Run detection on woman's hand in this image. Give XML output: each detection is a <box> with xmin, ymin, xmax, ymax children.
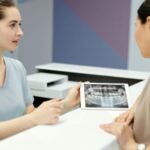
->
<box><xmin>100</xmin><ymin>122</ymin><xmax>137</xmax><ymax>150</ymax></box>
<box><xmin>61</xmin><ymin>82</ymin><xmax>81</xmax><ymax>113</ymax></box>
<box><xmin>30</xmin><ymin>99</ymin><xmax>63</xmax><ymax>125</ymax></box>
<box><xmin>114</xmin><ymin>109</ymin><xmax>135</xmax><ymax>125</ymax></box>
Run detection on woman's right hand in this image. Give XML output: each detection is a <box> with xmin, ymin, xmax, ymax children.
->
<box><xmin>100</xmin><ymin>122</ymin><xmax>137</xmax><ymax>150</ymax></box>
<box><xmin>30</xmin><ymin>99</ymin><xmax>63</xmax><ymax>125</ymax></box>
<box><xmin>114</xmin><ymin>109</ymin><xmax>135</xmax><ymax>125</ymax></box>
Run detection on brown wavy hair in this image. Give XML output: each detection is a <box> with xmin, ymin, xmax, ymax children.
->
<box><xmin>0</xmin><ymin>0</ymin><xmax>16</xmax><ymax>20</ymax></box>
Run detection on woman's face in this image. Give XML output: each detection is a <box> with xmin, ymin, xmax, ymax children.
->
<box><xmin>135</xmin><ymin>17</ymin><xmax>150</xmax><ymax>58</ymax></box>
<box><xmin>0</xmin><ymin>7</ymin><xmax>23</xmax><ymax>52</ymax></box>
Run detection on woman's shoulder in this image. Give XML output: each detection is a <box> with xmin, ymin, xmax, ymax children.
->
<box><xmin>4</xmin><ymin>57</ymin><xmax>25</xmax><ymax>72</ymax></box>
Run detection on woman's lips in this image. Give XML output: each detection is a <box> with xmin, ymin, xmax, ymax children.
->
<box><xmin>12</xmin><ymin>40</ymin><xmax>20</xmax><ymax>45</ymax></box>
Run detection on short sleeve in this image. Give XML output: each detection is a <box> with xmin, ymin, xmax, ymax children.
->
<box><xmin>19</xmin><ymin>62</ymin><xmax>34</xmax><ymax>106</ymax></box>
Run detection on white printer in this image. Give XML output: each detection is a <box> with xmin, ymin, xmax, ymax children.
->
<box><xmin>27</xmin><ymin>72</ymin><xmax>76</xmax><ymax>99</ymax></box>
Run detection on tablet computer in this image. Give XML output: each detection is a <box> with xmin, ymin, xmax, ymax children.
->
<box><xmin>80</xmin><ymin>82</ymin><xmax>131</xmax><ymax>110</ymax></box>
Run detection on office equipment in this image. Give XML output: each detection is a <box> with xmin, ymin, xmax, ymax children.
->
<box><xmin>31</xmin><ymin>81</ymin><xmax>77</xmax><ymax>99</ymax></box>
<box><xmin>27</xmin><ymin>73</ymin><xmax>68</xmax><ymax>90</ymax></box>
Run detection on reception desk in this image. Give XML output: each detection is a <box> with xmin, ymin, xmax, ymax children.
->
<box><xmin>0</xmin><ymin>63</ymin><xmax>149</xmax><ymax>150</ymax></box>
<box><xmin>32</xmin><ymin>63</ymin><xmax>150</xmax><ymax>106</ymax></box>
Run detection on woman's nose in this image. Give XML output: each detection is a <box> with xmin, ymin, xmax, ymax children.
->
<box><xmin>17</xmin><ymin>27</ymin><xmax>24</xmax><ymax>37</ymax></box>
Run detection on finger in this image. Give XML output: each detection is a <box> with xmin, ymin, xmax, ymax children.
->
<box><xmin>100</xmin><ymin>122</ymin><xmax>126</xmax><ymax>136</ymax></box>
<box><xmin>76</xmin><ymin>82</ymin><xmax>82</xmax><ymax>88</ymax></box>
<box><xmin>129</xmin><ymin>122</ymin><xmax>134</xmax><ymax>129</ymax></box>
<box><xmin>114</xmin><ymin>116</ymin><xmax>120</xmax><ymax>122</ymax></box>
<box><xmin>119</xmin><ymin>113</ymin><xmax>129</xmax><ymax>123</ymax></box>
<box><xmin>126</xmin><ymin>114</ymin><xmax>134</xmax><ymax>125</ymax></box>
<box><xmin>115</xmin><ymin>117</ymin><xmax>123</xmax><ymax>122</ymax></box>
<box><xmin>115</xmin><ymin>115</ymin><xmax>125</xmax><ymax>123</ymax></box>
<box><xmin>73</xmin><ymin>82</ymin><xmax>82</xmax><ymax>91</ymax></box>
<box><xmin>76</xmin><ymin>82</ymin><xmax>82</xmax><ymax>95</ymax></box>
<box><xmin>100</xmin><ymin>124</ymin><xmax>115</xmax><ymax>135</ymax></box>
<box><xmin>119</xmin><ymin>117</ymin><xmax>126</xmax><ymax>123</ymax></box>
<box><xmin>49</xmin><ymin>102</ymin><xmax>64</xmax><ymax>109</ymax></box>
<box><xmin>114</xmin><ymin>112</ymin><xmax>125</xmax><ymax>122</ymax></box>
<box><xmin>69</xmin><ymin>82</ymin><xmax>81</xmax><ymax>95</ymax></box>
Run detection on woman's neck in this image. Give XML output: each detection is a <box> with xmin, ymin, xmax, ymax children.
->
<box><xmin>0</xmin><ymin>56</ymin><xmax>4</xmax><ymax>66</ymax></box>
<box><xmin>0</xmin><ymin>49</ymin><xmax>4</xmax><ymax>64</ymax></box>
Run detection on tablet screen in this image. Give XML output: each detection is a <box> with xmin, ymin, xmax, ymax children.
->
<box><xmin>80</xmin><ymin>83</ymin><xmax>131</xmax><ymax>110</ymax></box>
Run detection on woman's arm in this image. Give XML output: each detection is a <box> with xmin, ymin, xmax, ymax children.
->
<box><xmin>25</xmin><ymin>104</ymin><xmax>35</xmax><ymax>114</ymax></box>
<box><xmin>0</xmin><ymin>113</ymin><xmax>36</xmax><ymax>140</ymax></box>
<box><xmin>0</xmin><ymin>82</ymin><xmax>80</xmax><ymax>139</ymax></box>
<box><xmin>0</xmin><ymin>100</ymin><xmax>63</xmax><ymax>140</ymax></box>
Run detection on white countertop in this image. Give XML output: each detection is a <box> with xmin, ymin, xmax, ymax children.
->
<box><xmin>0</xmin><ymin>109</ymin><xmax>121</xmax><ymax>150</ymax></box>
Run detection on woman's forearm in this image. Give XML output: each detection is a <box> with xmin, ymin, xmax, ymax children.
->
<box><xmin>60</xmin><ymin>100</ymin><xmax>72</xmax><ymax>114</ymax></box>
<box><xmin>0</xmin><ymin>113</ymin><xmax>36</xmax><ymax>140</ymax></box>
<box><xmin>0</xmin><ymin>100</ymin><xmax>65</xmax><ymax>140</ymax></box>
<box><xmin>60</xmin><ymin>99</ymin><xmax>79</xmax><ymax>115</ymax></box>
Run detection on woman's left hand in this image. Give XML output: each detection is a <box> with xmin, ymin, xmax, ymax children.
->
<box><xmin>100</xmin><ymin>122</ymin><xmax>137</xmax><ymax>150</ymax></box>
<box><xmin>61</xmin><ymin>82</ymin><xmax>81</xmax><ymax>113</ymax></box>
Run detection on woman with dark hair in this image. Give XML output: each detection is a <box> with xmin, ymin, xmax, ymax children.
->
<box><xmin>0</xmin><ymin>0</ymin><xmax>80</xmax><ymax>140</ymax></box>
<box><xmin>100</xmin><ymin>0</ymin><xmax>150</xmax><ymax>149</ymax></box>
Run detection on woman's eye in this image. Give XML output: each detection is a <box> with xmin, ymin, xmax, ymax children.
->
<box><xmin>10</xmin><ymin>23</ymin><xmax>16</xmax><ymax>28</ymax></box>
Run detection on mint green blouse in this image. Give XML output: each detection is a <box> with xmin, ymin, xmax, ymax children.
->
<box><xmin>0</xmin><ymin>57</ymin><xmax>34</xmax><ymax>121</ymax></box>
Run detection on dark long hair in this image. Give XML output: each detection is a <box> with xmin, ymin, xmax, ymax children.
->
<box><xmin>138</xmin><ymin>0</ymin><xmax>150</xmax><ymax>24</ymax></box>
<box><xmin>0</xmin><ymin>0</ymin><xmax>16</xmax><ymax>20</ymax></box>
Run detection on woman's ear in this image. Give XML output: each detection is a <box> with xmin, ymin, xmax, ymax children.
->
<box><xmin>147</xmin><ymin>16</ymin><xmax>150</xmax><ymax>29</ymax></box>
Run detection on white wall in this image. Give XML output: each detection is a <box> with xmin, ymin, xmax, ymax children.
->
<box><xmin>128</xmin><ymin>0</ymin><xmax>150</xmax><ymax>72</ymax></box>
<box><xmin>17</xmin><ymin>0</ymin><xmax>53</xmax><ymax>74</ymax></box>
